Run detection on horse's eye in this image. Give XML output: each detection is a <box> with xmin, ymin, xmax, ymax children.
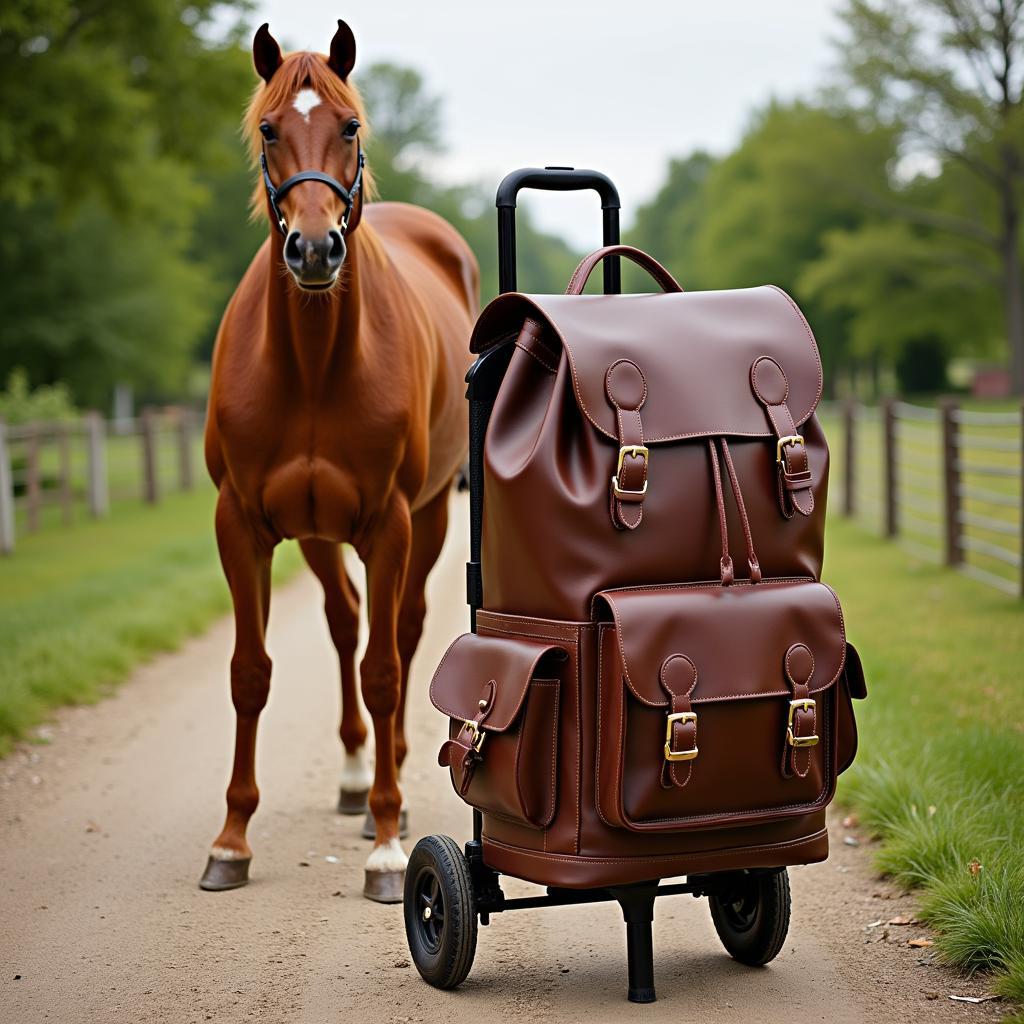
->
<box><xmin>259</xmin><ymin>122</ymin><xmax>276</xmax><ymax>142</ymax></box>
<box><xmin>341</xmin><ymin>119</ymin><xmax>360</xmax><ymax>140</ymax></box>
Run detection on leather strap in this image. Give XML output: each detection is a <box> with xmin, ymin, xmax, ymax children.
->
<box><xmin>566</xmin><ymin>245</ymin><xmax>683</xmax><ymax>296</ymax></box>
<box><xmin>660</xmin><ymin>655</ymin><xmax>698</xmax><ymax>788</ymax></box>
<box><xmin>437</xmin><ymin>679</ymin><xmax>495</xmax><ymax>796</ymax></box>
<box><xmin>750</xmin><ymin>356</ymin><xmax>814</xmax><ymax>518</ymax></box>
<box><xmin>605</xmin><ymin>360</ymin><xmax>648</xmax><ymax>530</ymax></box>
<box><xmin>781</xmin><ymin>644</ymin><xmax>816</xmax><ymax>779</ymax></box>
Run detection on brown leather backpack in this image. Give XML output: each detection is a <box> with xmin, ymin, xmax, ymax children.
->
<box><xmin>430</xmin><ymin>244</ymin><xmax>866</xmax><ymax>889</ymax></box>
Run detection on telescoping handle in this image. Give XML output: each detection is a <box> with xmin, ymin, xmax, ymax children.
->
<box><xmin>496</xmin><ymin>166</ymin><xmax>621</xmax><ymax>295</ymax></box>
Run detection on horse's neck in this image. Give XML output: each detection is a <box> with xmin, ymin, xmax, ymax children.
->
<box><xmin>265</xmin><ymin>238</ymin><xmax>365</xmax><ymax>394</ymax></box>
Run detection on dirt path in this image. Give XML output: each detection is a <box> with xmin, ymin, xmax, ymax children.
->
<box><xmin>1</xmin><ymin>496</ymin><xmax>1002</xmax><ymax>1024</ymax></box>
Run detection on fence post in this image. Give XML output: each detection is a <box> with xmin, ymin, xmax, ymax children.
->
<box><xmin>177</xmin><ymin>407</ymin><xmax>194</xmax><ymax>491</ymax></box>
<box><xmin>881</xmin><ymin>398</ymin><xmax>898</xmax><ymax>538</ymax></box>
<box><xmin>58</xmin><ymin>423</ymin><xmax>73</xmax><ymax>525</ymax></box>
<box><xmin>140</xmin><ymin>408</ymin><xmax>159</xmax><ymax>504</ymax></box>
<box><xmin>842</xmin><ymin>398</ymin><xmax>856</xmax><ymax>517</ymax></box>
<box><xmin>26</xmin><ymin>425</ymin><xmax>41</xmax><ymax>532</ymax></box>
<box><xmin>86</xmin><ymin>412</ymin><xmax>109</xmax><ymax>518</ymax></box>
<box><xmin>940</xmin><ymin>399</ymin><xmax>962</xmax><ymax>567</ymax></box>
<box><xmin>1020</xmin><ymin>400</ymin><xmax>1024</xmax><ymax>600</ymax></box>
<box><xmin>0</xmin><ymin>420</ymin><xmax>14</xmax><ymax>554</ymax></box>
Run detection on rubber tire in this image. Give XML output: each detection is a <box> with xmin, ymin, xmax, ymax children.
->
<box><xmin>709</xmin><ymin>868</ymin><xmax>791</xmax><ymax>966</ymax></box>
<box><xmin>404</xmin><ymin>835</ymin><xmax>477</xmax><ymax>989</ymax></box>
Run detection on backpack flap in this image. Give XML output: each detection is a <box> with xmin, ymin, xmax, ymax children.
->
<box><xmin>470</xmin><ymin>284</ymin><xmax>823</xmax><ymax>529</ymax></box>
<box><xmin>430</xmin><ymin>633</ymin><xmax>566</xmax><ymax>827</ymax></box>
<box><xmin>594</xmin><ymin>580</ymin><xmax>848</xmax><ymax>833</ymax></box>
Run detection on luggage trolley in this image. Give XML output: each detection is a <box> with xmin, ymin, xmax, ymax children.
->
<box><xmin>402</xmin><ymin>168</ymin><xmax>793</xmax><ymax>1003</ymax></box>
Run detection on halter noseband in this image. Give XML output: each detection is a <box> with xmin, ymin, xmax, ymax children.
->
<box><xmin>260</xmin><ymin>144</ymin><xmax>365</xmax><ymax>237</ymax></box>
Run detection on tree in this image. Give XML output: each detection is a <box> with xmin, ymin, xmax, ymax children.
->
<box><xmin>0</xmin><ymin>0</ymin><xmax>256</xmax><ymax>404</ymax></box>
<box><xmin>833</xmin><ymin>0</ymin><xmax>1024</xmax><ymax>392</ymax></box>
<box><xmin>691</xmin><ymin>102</ymin><xmax>896</xmax><ymax>391</ymax></box>
<box><xmin>628</xmin><ymin>152</ymin><xmax>716</xmax><ymax>291</ymax></box>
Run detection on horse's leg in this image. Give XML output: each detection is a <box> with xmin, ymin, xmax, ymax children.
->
<box><xmin>200</xmin><ymin>486</ymin><xmax>274</xmax><ymax>892</ymax></box>
<box><xmin>361</xmin><ymin>486</ymin><xmax>450</xmax><ymax>841</ymax></box>
<box><xmin>356</xmin><ymin>493</ymin><xmax>412</xmax><ymax>903</ymax></box>
<box><xmin>298</xmin><ymin>538</ymin><xmax>370</xmax><ymax>815</ymax></box>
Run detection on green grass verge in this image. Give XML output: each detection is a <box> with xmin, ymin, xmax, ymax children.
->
<box><xmin>824</xmin><ymin>515</ymin><xmax>1024</xmax><ymax>1002</ymax></box>
<box><xmin>0</xmin><ymin>484</ymin><xmax>301</xmax><ymax>756</ymax></box>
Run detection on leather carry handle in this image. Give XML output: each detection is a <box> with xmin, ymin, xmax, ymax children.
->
<box><xmin>566</xmin><ymin>245</ymin><xmax>683</xmax><ymax>296</ymax></box>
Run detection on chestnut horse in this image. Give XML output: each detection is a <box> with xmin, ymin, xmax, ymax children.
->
<box><xmin>200</xmin><ymin>21</ymin><xmax>477</xmax><ymax>902</ymax></box>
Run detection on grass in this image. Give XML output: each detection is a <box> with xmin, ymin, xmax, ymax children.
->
<box><xmin>824</xmin><ymin>515</ymin><xmax>1024</xmax><ymax>1003</ymax></box>
<box><xmin>0</xmin><ymin>483</ymin><xmax>301</xmax><ymax>756</ymax></box>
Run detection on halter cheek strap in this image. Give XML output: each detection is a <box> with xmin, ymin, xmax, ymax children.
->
<box><xmin>260</xmin><ymin>144</ymin><xmax>365</xmax><ymax>237</ymax></box>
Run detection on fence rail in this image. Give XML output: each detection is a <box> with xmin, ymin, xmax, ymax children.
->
<box><xmin>824</xmin><ymin>399</ymin><xmax>1024</xmax><ymax>598</ymax></box>
<box><xmin>0</xmin><ymin>407</ymin><xmax>201</xmax><ymax>554</ymax></box>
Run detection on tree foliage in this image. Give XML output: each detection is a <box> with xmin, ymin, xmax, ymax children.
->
<box><xmin>0</xmin><ymin>0</ymin><xmax>256</xmax><ymax>406</ymax></box>
<box><xmin>829</xmin><ymin>0</ymin><xmax>1024</xmax><ymax>392</ymax></box>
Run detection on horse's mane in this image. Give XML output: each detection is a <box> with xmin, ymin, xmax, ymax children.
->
<box><xmin>243</xmin><ymin>51</ymin><xmax>384</xmax><ymax>264</ymax></box>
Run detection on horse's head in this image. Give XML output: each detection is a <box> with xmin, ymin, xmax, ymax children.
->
<box><xmin>247</xmin><ymin>21</ymin><xmax>372</xmax><ymax>291</ymax></box>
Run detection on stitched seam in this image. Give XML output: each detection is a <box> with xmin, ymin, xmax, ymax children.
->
<box><xmin>515</xmin><ymin>340</ymin><xmax>558</xmax><ymax>374</ymax></box>
<box><xmin>430</xmin><ymin>639</ymin><xmax>563</xmax><ymax>728</ymax></box>
<box><xmin>595</xmin><ymin>624</ymin><xmax>616</xmax><ymax>829</ymax></box>
<box><xmin>605</xmin><ymin>359</ymin><xmax>649</xmax><ymax>411</ymax></box>
<box><xmin>574</xmin><ymin>626</ymin><xmax>585</xmax><ymax>853</ymax></box>
<box><xmin>483</xmin><ymin>828</ymin><xmax>829</xmax><ymax>867</ymax></box>
<box><xmin>751</xmin><ymin>356</ymin><xmax>790</xmax><ymax>405</ymax></box>
<box><xmin>477</xmin><ymin>615</ymin><xmax>584</xmax><ymax>642</ymax></box>
<box><xmin>767</xmin><ymin>285</ymin><xmax>823</xmax><ymax>414</ymax></box>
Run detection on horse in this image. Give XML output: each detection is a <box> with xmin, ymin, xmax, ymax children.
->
<box><xmin>199</xmin><ymin>20</ymin><xmax>478</xmax><ymax>902</ymax></box>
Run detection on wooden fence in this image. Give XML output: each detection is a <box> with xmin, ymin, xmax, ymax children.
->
<box><xmin>0</xmin><ymin>407</ymin><xmax>201</xmax><ymax>554</ymax></box>
<box><xmin>823</xmin><ymin>400</ymin><xmax>1024</xmax><ymax>598</ymax></box>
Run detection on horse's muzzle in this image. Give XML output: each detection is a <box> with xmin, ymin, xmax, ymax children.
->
<box><xmin>284</xmin><ymin>229</ymin><xmax>346</xmax><ymax>289</ymax></box>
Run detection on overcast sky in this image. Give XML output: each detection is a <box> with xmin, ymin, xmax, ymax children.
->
<box><xmin>247</xmin><ymin>0</ymin><xmax>846</xmax><ymax>247</ymax></box>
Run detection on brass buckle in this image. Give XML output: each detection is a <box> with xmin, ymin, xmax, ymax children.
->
<box><xmin>460</xmin><ymin>719</ymin><xmax>486</xmax><ymax>753</ymax></box>
<box><xmin>786</xmin><ymin>699</ymin><xmax>818</xmax><ymax>748</ymax></box>
<box><xmin>612</xmin><ymin>444</ymin><xmax>649</xmax><ymax>500</ymax></box>
<box><xmin>664</xmin><ymin>711</ymin><xmax>698</xmax><ymax>762</ymax></box>
<box><xmin>776</xmin><ymin>435</ymin><xmax>804</xmax><ymax>465</ymax></box>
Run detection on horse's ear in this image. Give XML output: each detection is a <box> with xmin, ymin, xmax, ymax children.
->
<box><xmin>253</xmin><ymin>23</ymin><xmax>283</xmax><ymax>84</ymax></box>
<box><xmin>328</xmin><ymin>19</ymin><xmax>356</xmax><ymax>81</ymax></box>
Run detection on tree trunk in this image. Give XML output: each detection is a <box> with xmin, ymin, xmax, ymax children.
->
<box><xmin>1001</xmin><ymin>180</ymin><xmax>1024</xmax><ymax>396</ymax></box>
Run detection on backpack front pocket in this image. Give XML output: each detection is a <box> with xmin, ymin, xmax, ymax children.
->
<box><xmin>430</xmin><ymin>632</ymin><xmax>566</xmax><ymax>828</ymax></box>
<box><xmin>595</xmin><ymin>580</ymin><xmax>847</xmax><ymax>833</ymax></box>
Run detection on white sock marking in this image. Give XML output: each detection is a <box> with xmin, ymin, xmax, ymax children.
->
<box><xmin>293</xmin><ymin>88</ymin><xmax>321</xmax><ymax>124</ymax></box>
<box><xmin>340</xmin><ymin>749</ymin><xmax>373</xmax><ymax>792</ymax></box>
<box><xmin>210</xmin><ymin>845</ymin><xmax>247</xmax><ymax>862</ymax></box>
<box><xmin>365</xmin><ymin>837</ymin><xmax>407</xmax><ymax>873</ymax></box>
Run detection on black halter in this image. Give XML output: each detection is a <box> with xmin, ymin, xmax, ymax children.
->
<box><xmin>260</xmin><ymin>144</ymin><xmax>365</xmax><ymax>237</ymax></box>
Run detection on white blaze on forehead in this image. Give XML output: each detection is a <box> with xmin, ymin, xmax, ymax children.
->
<box><xmin>292</xmin><ymin>88</ymin><xmax>322</xmax><ymax>124</ymax></box>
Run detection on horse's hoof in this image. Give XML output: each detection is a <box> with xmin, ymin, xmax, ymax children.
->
<box><xmin>363</xmin><ymin>868</ymin><xmax>405</xmax><ymax>903</ymax></box>
<box><xmin>337</xmin><ymin>787</ymin><xmax>370</xmax><ymax>815</ymax></box>
<box><xmin>361</xmin><ymin>808</ymin><xmax>409</xmax><ymax>840</ymax></box>
<box><xmin>199</xmin><ymin>854</ymin><xmax>251</xmax><ymax>891</ymax></box>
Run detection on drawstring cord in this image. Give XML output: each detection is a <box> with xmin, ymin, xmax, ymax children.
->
<box><xmin>707</xmin><ymin>439</ymin><xmax>762</xmax><ymax>586</ymax></box>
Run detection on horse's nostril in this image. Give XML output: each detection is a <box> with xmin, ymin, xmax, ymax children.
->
<box><xmin>284</xmin><ymin>231</ymin><xmax>303</xmax><ymax>268</ymax></box>
<box><xmin>326</xmin><ymin>230</ymin><xmax>345</xmax><ymax>267</ymax></box>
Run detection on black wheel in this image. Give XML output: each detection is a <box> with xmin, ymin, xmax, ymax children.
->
<box><xmin>708</xmin><ymin>868</ymin><xmax>791</xmax><ymax>966</ymax></box>
<box><xmin>404</xmin><ymin>835</ymin><xmax>478</xmax><ymax>989</ymax></box>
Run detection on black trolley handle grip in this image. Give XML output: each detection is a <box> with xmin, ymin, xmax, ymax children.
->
<box><xmin>496</xmin><ymin>166</ymin><xmax>621</xmax><ymax>295</ymax></box>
